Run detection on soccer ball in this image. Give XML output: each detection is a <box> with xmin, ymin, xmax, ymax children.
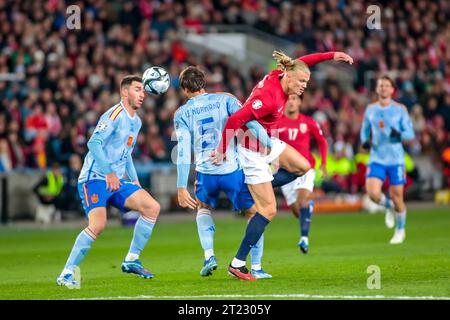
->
<box><xmin>142</xmin><ymin>66</ymin><xmax>170</xmax><ymax>95</ymax></box>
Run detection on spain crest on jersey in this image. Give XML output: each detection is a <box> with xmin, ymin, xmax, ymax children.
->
<box><xmin>127</xmin><ymin>136</ymin><xmax>133</xmax><ymax>147</ymax></box>
<box><xmin>91</xmin><ymin>194</ymin><xmax>99</xmax><ymax>204</ymax></box>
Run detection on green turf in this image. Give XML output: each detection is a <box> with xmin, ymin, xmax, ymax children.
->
<box><xmin>0</xmin><ymin>208</ymin><xmax>449</xmax><ymax>300</ymax></box>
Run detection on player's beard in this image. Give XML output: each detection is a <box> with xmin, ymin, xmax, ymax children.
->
<box><xmin>379</xmin><ymin>93</ymin><xmax>391</xmax><ymax>100</ymax></box>
<box><xmin>129</xmin><ymin>97</ymin><xmax>141</xmax><ymax>110</ymax></box>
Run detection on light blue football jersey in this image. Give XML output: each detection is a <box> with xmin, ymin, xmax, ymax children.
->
<box><xmin>360</xmin><ymin>100</ymin><xmax>415</xmax><ymax>166</ymax></box>
<box><xmin>174</xmin><ymin>93</ymin><xmax>240</xmax><ymax>175</ymax></box>
<box><xmin>78</xmin><ymin>101</ymin><xmax>142</xmax><ymax>183</ymax></box>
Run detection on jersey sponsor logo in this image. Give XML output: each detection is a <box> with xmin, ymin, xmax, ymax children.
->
<box><xmin>378</xmin><ymin>120</ymin><xmax>384</xmax><ymax>128</ymax></box>
<box><xmin>91</xmin><ymin>194</ymin><xmax>99</xmax><ymax>204</ymax></box>
<box><xmin>252</xmin><ymin>99</ymin><xmax>263</xmax><ymax>110</ymax></box>
<box><xmin>300</xmin><ymin>123</ymin><xmax>307</xmax><ymax>133</ymax></box>
<box><xmin>127</xmin><ymin>136</ymin><xmax>133</xmax><ymax>147</ymax></box>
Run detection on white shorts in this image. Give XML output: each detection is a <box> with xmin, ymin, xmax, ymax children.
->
<box><xmin>281</xmin><ymin>169</ymin><xmax>316</xmax><ymax>206</ymax></box>
<box><xmin>237</xmin><ymin>137</ymin><xmax>287</xmax><ymax>185</ymax></box>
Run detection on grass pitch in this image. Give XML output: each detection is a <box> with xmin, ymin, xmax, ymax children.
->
<box><xmin>0</xmin><ymin>208</ymin><xmax>449</xmax><ymax>300</ymax></box>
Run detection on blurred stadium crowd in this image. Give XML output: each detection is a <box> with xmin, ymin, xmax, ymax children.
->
<box><xmin>0</xmin><ymin>0</ymin><xmax>449</xmax><ymax>195</ymax></box>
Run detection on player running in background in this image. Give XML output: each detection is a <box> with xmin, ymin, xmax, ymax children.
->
<box><xmin>278</xmin><ymin>94</ymin><xmax>327</xmax><ymax>253</ymax></box>
<box><xmin>57</xmin><ymin>76</ymin><xmax>161</xmax><ymax>288</ymax></box>
<box><xmin>212</xmin><ymin>50</ymin><xmax>353</xmax><ymax>279</ymax></box>
<box><xmin>174</xmin><ymin>66</ymin><xmax>273</xmax><ymax>279</ymax></box>
<box><xmin>361</xmin><ymin>75</ymin><xmax>415</xmax><ymax>244</ymax></box>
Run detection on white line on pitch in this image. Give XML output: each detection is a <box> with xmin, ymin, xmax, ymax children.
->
<box><xmin>69</xmin><ymin>293</ymin><xmax>450</xmax><ymax>300</ymax></box>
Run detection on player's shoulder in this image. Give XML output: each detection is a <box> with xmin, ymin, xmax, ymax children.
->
<box><xmin>209</xmin><ymin>92</ymin><xmax>241</xmax><ymax>104</ymax></box>
<box><xmin>174</xmin><ymin>103</ymin><xmax>190</xmax><ymax>125</ymax></box>
<box><xmin>268</xmin><ymin>69</ymin><xmax>284</xmax><ymax>78</ymax></box>
<box><xmin>101</xmin><ymin>102</ymin><xmax>124</xmax><ymax>122</ymax></box>
<box><xmin>366</xmin><ymin>102</ymin><xmax>378</xmax><ymax>110</ymax></box>
<box><xmin>306</xmin><ymin>115</ymin><xmax>321</xmax><ymax>127</ymax></box>
<box><xmin>243</xmin><ymin>90</ymin><xmax>273</xmax><ymax>110</ymax></box>
<box><xmin>174</xmin><ymin>105</ymin><xmax>185</xmax><ymax>120</ymax></box>
<box><xmin>212</xmin><ymin>91</ymin><xmax>236</xmax><ymax>99</ymax></box>
<box><xmin>135</xmin><ymin>113</ymin><xmax>142</xmax><ymax>125</ymax></box>
<box><xmin>391</xmin><ymin>100</ymin><xmax>408</xmax><ymax>112</ymax></box>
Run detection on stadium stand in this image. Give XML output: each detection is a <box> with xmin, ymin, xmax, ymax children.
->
<box><xmin>0</xmin><ymin>0</ymin><xmax>449</xmax><ymax>217</ymax></box>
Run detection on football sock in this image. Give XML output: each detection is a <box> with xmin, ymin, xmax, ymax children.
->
<box><xmin>377</xmin><ymin>193</ymin><xmax>391</xmax><ymax>208</ymax></box>
<box><xmin>63</xmin><ymin>228</ymin><xmax>96</xmax><ymax>272</ymax></box>
<box><xmin>196</xmin><ymin>208</ymin><xmax>215</xmax><ymax>259</ymax></box>
<box><xmin>300</xmin><ymin>206</ymin><xmax>312</xmax><ymax>238</ymax></box>
<box><xmin>396</xmin><ymin>210</ymin><xmax>406</xmax><ymax>231</ymax></box>
<box><xmin>126</xmin><ymin>215</ymin><xmax>156</xmax><ymax>261</ymax></box>
<box><xmin>234</xmin><ymin>212</ymin><xmax>270</xmax><ymax>265</ymax></box>
<box><xmin>250</xmin><ymin>234</ymin><xmax>264</xmax><ymax>271</ymax></box>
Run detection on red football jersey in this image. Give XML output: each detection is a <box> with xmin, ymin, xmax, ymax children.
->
<box><xmin>277</xmin><ymin>114</ymin><xmax>328</xmax><ymax>168</ymax></box>
<box><xmin>244</xmin><ymin>69</ymin><xmax>288</xmax><ymax>135</ymax></box>
<box><xmin>217</xmin><ymin>52</ymin><xmax>335</xmax><ymax>154</ymax></box>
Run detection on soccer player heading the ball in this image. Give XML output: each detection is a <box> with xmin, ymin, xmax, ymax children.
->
<box><xmin>57</xmin><ymin>75</ymin><xmax>161</xmax><ymax>288</ymax></box>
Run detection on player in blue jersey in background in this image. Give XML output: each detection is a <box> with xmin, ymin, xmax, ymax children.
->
<box><xmin>57</xmin><ymin>75</ymin><xmax>161</xmax><ymax>288</ymax></box>
<box><xmin>361</xmin><ymin>75</ymin><xmax>415</xmax><ymax>244</ymax></box>
<box><xmin>174</xmin><ymin>66</ymin><xmax>272</xmax><ymax>280</ymax></box>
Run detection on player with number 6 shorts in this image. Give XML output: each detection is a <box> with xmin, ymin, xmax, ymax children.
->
<box><xmin>56</xmin><ymin>75</ymin><xmax>161</xmax><ymax>288</ymax></box>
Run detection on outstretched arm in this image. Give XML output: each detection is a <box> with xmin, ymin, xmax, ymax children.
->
<box><xmin>297</xmin><ymin>52</ymin><xmax>353</xmax><ymax>67</ymax></box>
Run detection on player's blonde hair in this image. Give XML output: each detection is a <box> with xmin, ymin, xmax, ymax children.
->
<box><xmin>272</xmin><ymin>50</ymin><xmax>310</xmax><ymax>74</ymax></box>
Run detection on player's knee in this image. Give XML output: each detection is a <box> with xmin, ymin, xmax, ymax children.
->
<box><xmin>391</xmin><ymin>195</ymin><xmax>404</xmax><ymax>208</ymax></box>
<box><xmin>294</xmin><ymin>162</ymin><xmax>311</xmax><ymax>176</ymax></box>
<box><xmin>140</xmin><ymin>200</ymin><xmax>160</xmax><ymax>219</ymax></box>
<box><xmin>367</xmin><ymin>190</ymin><xmax>381</xmax><ymax>202</ymax></box>
<box><xmin>299</xmin><ymin>198</ymin><xmax>310</xmax><ymax>208</ymax></box>
<box><xmin>259</xmin><ymin>205</ymin><xmax>277</xmax><ymax>219</ymax></box>
<box><xmin>89</xmin><ymin>220</ymin><xmax>107</xmax><ymax>236</ymax></box>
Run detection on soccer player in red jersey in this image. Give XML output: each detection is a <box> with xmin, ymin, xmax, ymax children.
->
<box><xmin>277</xmin><ymin>94</ymin><xmax>327</xmax><ymax>254</ymax></box>
<box><xmin>211</xmin><ymin>50</ymin><xmax>353</xmax><ymax>279</ymax></box>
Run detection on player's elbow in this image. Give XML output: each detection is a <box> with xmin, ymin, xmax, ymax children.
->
<box><xmin>87</xmin><ymin>136</ymin><xmax>102</xmax><ymax>150</ymax></box>
<box><xmin>403</xmin><ymin>132</ymin><xmax>415</xmax><ymax>141</ymax></box>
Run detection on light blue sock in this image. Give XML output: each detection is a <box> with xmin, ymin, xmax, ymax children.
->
<box><xmin>127</xmin><ymin>216</ymin><xmax>156</xmax><ymax>259</ymax></box>
<box><xmin>396</xmin><ymin>211</ymin><xmax>406</xmax><ymax>230</ymax></box>
<box><xmin>250</xmin><ymin>233</ymin><xmax>264</xmax><ymax>270</ymax></box>
<box><xmin>64</xmin><ymin>229</ymin><xmax>95</xmax><ymax>271</ymax></box>
<box><xmin>196</xmin><ymin>209</ymin><xmax>215</xmax><ymax>259</ymax></box>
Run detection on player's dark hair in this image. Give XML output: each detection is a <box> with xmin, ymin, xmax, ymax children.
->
<box><xmin>379</xmin><ymin>75</ymin><xmax>395</xmax><ymax>88</ymax></box>
<box><xmin>179</xmin><ymin>66</ymin><xmax>206</xmax><ymax>93</ymax></box>
<box><xmin>120</xmin><ymin>75</ymin><xmax>142</xmax><ymax>91</ymax></box>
